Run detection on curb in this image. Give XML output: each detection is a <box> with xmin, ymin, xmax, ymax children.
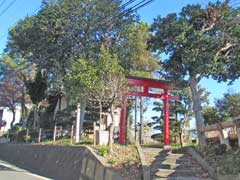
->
<box><xmin>136</xmin><ymin>143</ymin><xmax>151</xmax><ymax>180</ymax></box>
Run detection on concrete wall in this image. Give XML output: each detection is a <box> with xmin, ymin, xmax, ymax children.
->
<box><xmin>0</xmin><ymin>144</ymin><xmax>122</xmax><ymax>180</ymax></box>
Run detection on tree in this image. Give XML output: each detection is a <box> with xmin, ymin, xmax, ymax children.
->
<box><xmin>149</xmin><ymin>1</ymin><xmax>240</xmax><ymax>148</ymax></box>
<box><xmin>118</xmin><ymin>22</ymin><xmax>158</xmax><ymax>77</ymax></box>
<box><xmin>65</xmin><ymin>46</ymin><xmax>126</xmax><ymax>148</ymax></box>
<box><xmin>215</xmin><ymin>91</ymin><xmax>240</xmax><ymax>118</ymax></box>
<box><xmin>6</xmin><ymin>0</ymin><xmax>136</xmax><ymax>138</ymax></box>
<box><xmin>6</xmin><ymin>0</ymin><xmax>135</xmax><ymax>80</ymax></box>
<box><xmin>150</xmin><ymin>86</ymin><xmax>210</xmax><ymax>146</ymax></box>
<box><xmin>0</xmin><ymin>55</ymin><xmax>33</xmax><ymax>121</ymax></box>
<box><xmin>26</xmin><ymin>70</ymin><xmax>47</xmax><ymax>129</ymax></box>
<box><xmin>65</xmin><ymin>57</ymin><xmax>99</xmax><ymax>142</ymax></box>
<box><xmin>202</xmin><ymin>107</ymin><xmax>220</xmax><ymax>125</ymax></box>
<box><xmin>97</xmin><ymin>47</ymin><xmax>126</xmax><ymax>149</ymax></box>
<box><xmin>0</xmin><ymin>74</ymin><xmax>23</xmax><ymax>127</ymax></box>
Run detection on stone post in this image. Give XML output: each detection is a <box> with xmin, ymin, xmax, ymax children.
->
<box><xmin>70</xmin><ymin>125</ymin><xmax>74</xmax><ymax>145</ymax></box>
<box><xmin>38</xmin><ymin>128</ymin><xmax>42</xmax><ymax>143</ymax></box>
<box><xmin>217</xmin><ymin>123</ymin><xmax>231</xmax><ymax>150</ymax></box>
<box><xmin>76</xmin><ymin>103</ymin><xmax>81</xmax><ymax>143</ymax></box>
<box><xmin>53</xmin><ymin>125</ymin><xmax>57</xmax><ymax>142</ymax></box>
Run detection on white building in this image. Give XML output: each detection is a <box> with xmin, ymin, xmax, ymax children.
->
<box><xmin>0</xmin><ymin>105</ymin><xmax>22</xmax><ymax>131</ymax></box>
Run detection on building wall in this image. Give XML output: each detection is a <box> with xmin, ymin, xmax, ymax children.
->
<box><xmin>0</xmin><ymin>105</ymin><xmax>21</xmax><ymax>130</ymax></box>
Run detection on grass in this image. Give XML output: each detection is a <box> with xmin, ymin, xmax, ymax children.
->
<box><xmin>170</xmin><ymin>142</ymin><xmax>199</xmax><ymax>150</ymax></box>
<box><xmin>94</xmin><ymin>144</ymin><xmax>141</xmax><ymax>167</ymax></box>
<box><xmin>40</xmin><ymin>138</ymin><xmax>93</xmax><ymax>146</ymax></box>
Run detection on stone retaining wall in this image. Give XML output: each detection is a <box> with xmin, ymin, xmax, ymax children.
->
<box><xmin>0</xmin><ymin>144</ymin><xmax>122</xmax><ymax>180</ymax></box>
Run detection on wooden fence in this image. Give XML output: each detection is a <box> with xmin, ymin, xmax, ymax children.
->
<box><xmin>200</xmin><ymin>117</ymin><xmax>240</xmax><ymax>149</ymax></box>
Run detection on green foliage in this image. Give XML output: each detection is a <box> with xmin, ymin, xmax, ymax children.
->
<box><xmin>65</xmin><ymin>59</ymin><xmax>99</xmax><ymax>103</ymax></box>
<box><xmin>215</xmin><ymin>92</ymin><xmax>240</xmax><ymax>118</ymax></box>
<box><xmin>149</xmin><ymin>1</ymin><xmax>240</xmax><ymax>83</ymax></box>
<box><xmin>6</xmin><ymin>0</ymin><xmax>135</xmax><ymax>77</ymax></box>
<box><xmin>149</xmin><ymin>1</ymin><xmax>240</xmax><ymax>147</ymax></box>
<box><xmin>98</xmin><ymin>145</ymin><xmax>110</xmax><ymax>157</ymax></box>
<box><xmin>24</xmin><ymin>134</ymin><xmax>31</xmax><ymax>142</ymax></box>
<box><xmin>15</xmin><ymin>125</ymin><xmax>24</xmax><ymax>132</ymax></box>
<box><xmin>118</xmin><ymin>22</ymin><xmax>158</xmax><ymax>77</ymax></box>
<box><xmin>26</xmin><ymin>70</ymin><xmax>47</xmax><ymax>105</ymax></box>
<box><xmin>202</xmin><ymin>107</ymin><xmax>220</xmax><ymax>125</ymax></box>
<box><xmin>203</xmin><ymin>91</ymin><xmax>240</xmax><ymax>125</ymax></box>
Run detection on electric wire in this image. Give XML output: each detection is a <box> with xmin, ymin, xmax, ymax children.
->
<box><xmin>0</xmin><ymin>0</ymin><xmax>17</xmax><ymax>17</ymax></box>
<box><xmin>1</xmin><ymin>0</ymin><xmax>155</xmax><ymax>76</ymax></box>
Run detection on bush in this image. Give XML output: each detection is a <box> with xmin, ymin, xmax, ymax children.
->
<box><xmin>98</xmin><ymin>145</ymin><xmax>109</xmax><ymax>157</ymax></box>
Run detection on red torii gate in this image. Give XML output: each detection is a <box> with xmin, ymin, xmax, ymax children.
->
<box><xmin>119</xmin><ymin>76</ymin><xmax>178</xmax><ymax>146</ymax></box>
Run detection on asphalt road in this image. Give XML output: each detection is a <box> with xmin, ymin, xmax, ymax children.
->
<box><xmin>0</xmin><ymin>160</ymin><xmax>53</xmax><ymax>180</ymax></box>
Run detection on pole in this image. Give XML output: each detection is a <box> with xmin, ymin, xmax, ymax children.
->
<box><xmin>38</xmin><ymin>128</ymin><xmax>42</xmax><ymax>143</ymax></box>
<box><xmin>53</xmin><ymin>125</ymin><xmax>57</xmax><ymax>143</ymax></box>
<box><xmin>139</xmin><ymin>96</ymin><xmax>143</xmax><ymax>144</ymax></box>
<box><xmin>134</xmin><ymin>96</ymin><xmax>138</xmax><ymax>142</ymax></box>
<box><xmin>119</xmin><ymin>96</ymin><xmax>127</xmax><ymax>144</ymax></box>
<box><xmin>70</xmin><ymin>125</ymin><xmax>74</xmax><ymax>145</ymax></box>
<box><xmin>164</xmin><ymin>89</ymin><xmax>169</xmax><ymax>145</ymax></box>
<box><xmin>76</xmin><ymin>103</ymin><xmax>81</xmax><ymax>143</ymax></box>
<box><xmin>93</xmin><ymin>122</ymin><xmax>96</xmax><ymax>147</ymax></box>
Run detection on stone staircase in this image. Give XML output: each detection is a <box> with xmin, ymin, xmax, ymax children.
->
<box><xmin>142</xmin><ymin>147</ymin><xmax>213</xmax><ymax>180</ymax></box>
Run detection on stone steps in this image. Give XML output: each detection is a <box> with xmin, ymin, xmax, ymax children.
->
<box><xmin>158</xmin><ymin>163</ymin><xmax>203</xmax><ymax>170</ymax></box>
<box><xmin>152</xmin><ymin>177</ymin><xmax>213</xmax><ymax>180</ymax></box>
<box><xmin>154</xmin><ymin>168</ymin><xmax>206</xmax><ymax>177</ymax></box>
<box><xmin>141</xmin><ymin>147</ymin><xmax>212</xmax><ymax>180</ymax></box>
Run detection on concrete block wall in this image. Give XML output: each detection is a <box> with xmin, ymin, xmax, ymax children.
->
<box><xmin>0</xmin><ymin>144</ymin><xmax>122</xmax><ymax>180</ymax></box>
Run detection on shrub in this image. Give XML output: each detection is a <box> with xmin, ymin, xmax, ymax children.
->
<box><xmin>98</xmin><ymin>145</ymin><xmax>109</xmax><ymax>157</ymax></box>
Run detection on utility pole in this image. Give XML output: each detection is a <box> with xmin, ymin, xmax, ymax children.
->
<box><xmin>134</xmin><ymin>96</ymin><xmax>138</xmax><ymax>142</ymax></box>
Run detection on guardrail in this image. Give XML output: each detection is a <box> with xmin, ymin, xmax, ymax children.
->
<box><xmin>200</xmin><ymin>117</ymin><xmax>240</xmax><ymax>149</ymax></box>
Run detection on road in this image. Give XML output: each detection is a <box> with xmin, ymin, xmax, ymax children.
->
<box><xmin>0</xmin><ymin>160</ymin><xmax>53</xmax><ymax>180</ymax></box>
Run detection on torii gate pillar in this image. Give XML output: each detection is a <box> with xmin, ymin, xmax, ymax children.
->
<box><xmin>163</xmin><ymin>89</ymin><xmax>169</xmax><ymax>145</ymax></box>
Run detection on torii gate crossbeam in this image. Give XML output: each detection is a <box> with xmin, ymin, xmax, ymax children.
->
<box><xmin>119</xmin><ymin>76</ymin><xmax>178</xmax><ymax>145</ymax></box>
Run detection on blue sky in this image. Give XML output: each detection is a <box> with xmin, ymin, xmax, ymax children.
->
<box><xmin>0</xmin><ymin>0</ymin><xmax>239</xmax><ymax>106</ymax></box>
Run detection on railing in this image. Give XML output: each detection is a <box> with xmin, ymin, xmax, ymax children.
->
<box><xmin>7</xmin><ymin>125</ymin><xmax>76</xmax><ymax>144</ymax></box>
<box><xmin>200</xmin><ymin>117</ymin><xmax>240</xmax><ymax>149</ymax></box>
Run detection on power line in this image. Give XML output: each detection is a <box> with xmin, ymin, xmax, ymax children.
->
<box><xmin>2</xmin><ymin>0</ymin><xmax>155</xmax><ymax>74</ymax></box>
<box><xmin>105</xmin><ymin>0</ymin><xmax>155</xmax><ymax>27</ymax></box>
<box><xmin>0</xmin><ymin>0</ymin><xmax>16</xmax><ymax>17</ymax></box>
<box><xmin>120</xmin><ymin>0</ymin><xmax>137</xmax><ymax>10</ymax></box>
<box><xmin>0</xmin><ymin>0</ymin><xmax>6</xmax><ymax>9</ymax></box>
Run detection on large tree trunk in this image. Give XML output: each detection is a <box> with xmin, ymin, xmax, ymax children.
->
<box><xmin>33</xmin><ymin>105</ymin><xmax>40</xmax><ymax>129</ymax></box>
<box><xmin>178</xmin><ymin>123</ymin><xmax>183</xmax><ymax>147</ymax></box>
<box><xmin>21</xmin><ymin>89</ymin><xmax>27</xmax><ymax>122</ymax></box>
<box><xmin>10</xmin><ymin>110</ymin><xmax>16</xmax><ymax>128</ymax></box>
<box><xmin>189</xmin><ymin>74</ymin><xmax>207</xmax><ymax>149</ymax></box>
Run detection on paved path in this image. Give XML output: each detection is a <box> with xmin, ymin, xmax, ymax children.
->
<box><xmin>0</xmin><ymin>160</ymin><xmax>53</xmax><ymax>180</ymax></box>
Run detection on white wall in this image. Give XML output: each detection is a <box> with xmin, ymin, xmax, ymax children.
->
<box><xmin>0</xmin><ymin>105</ymin><xmax>21</xmax><ymax>130</ymax></box>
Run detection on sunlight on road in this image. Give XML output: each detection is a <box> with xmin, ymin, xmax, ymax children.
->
<box><xmin>0</xmin><ymin>160</ymin><xmax>53</xmax><ymax>180</ymax></box>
